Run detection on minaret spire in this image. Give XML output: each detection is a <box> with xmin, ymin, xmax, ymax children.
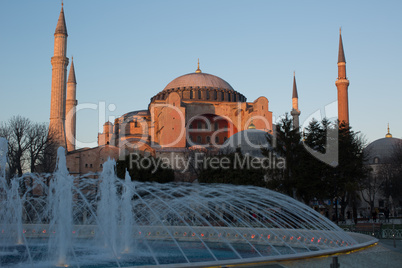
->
<box><xmin>49</xmin><ymin>3</ymin><xmax>69</xmax><ymax>148</ymax></box>
<box><xmin>385</xmin><ymin>123</ymin><xmax>392</xmax><ymax>138</ymax></box>
<box><xmin>338</xmin><ymin>27</ymin><xmax>345</xmax><ymax>64</ymax></box>
<box><xmin>66</xmin><ymin>57</ymin><xmax>77</xmax><ymax>151</ymax></box>
<box><xmin>55</xmin><ymin>2</ymin><xmax>68</xmax><ymax>36</ymax></box>
<box><xmin>291</xmin><ymin>71</ymin><xmax>301</xmax><ymax>130</ymax></box>
<box><xmin>292</xmin><ymin>71</ymin><xmax>298</xmax><ymax>99</ymax></box>
<box><xmin>67</xmin><ymin>56</ymin><xmax>76</xmax><ymax>83</ymax></box>
<box><xmin>195</xmin><ymin>58</ymin><xmax>202</xmax><ymax>73</ymax></box>
<box><xmin>335</xmin><ymin>28</ymin><xmax>350</xmax><ymax>126</ymax></box>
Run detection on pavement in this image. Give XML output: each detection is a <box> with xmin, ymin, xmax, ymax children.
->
<box><xmin>237</xmin><ymin>239</ymin><xmax>402</xmax><ymax>268</ymax></box>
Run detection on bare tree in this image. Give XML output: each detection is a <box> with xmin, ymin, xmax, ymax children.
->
<box><xmin>360</xmin><ymin>169</ymin><xmax>385</xmax><ymax>213</ymax></box>
<box><xmin>0</xmin><ymin>116</ymin><xmax>57</xmax><ymax>178</ymax></box>
<box><xmin>382</xmin><ymin>142</ymin><xmax>402</xmax><ymax>214</ymax></box>
<box><xmin>0</xmin><ymin>116</ymin><xmax>31</xmax><ymax>177</ymax></box>
<box><xmin>27</xmin><ymin>122</ymin><xmax>55</xmax><ymax>173</ymax></box>
<box><xmin>37</xmin><ymin>136</ymin><xmax>57</xmax><ymax>173</ymax></box>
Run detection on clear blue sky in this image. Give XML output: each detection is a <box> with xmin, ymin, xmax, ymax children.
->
<box><xmin>0</xmin><ymin>0</ymin><xmax>401</xmax><ymax>147</ymax></box>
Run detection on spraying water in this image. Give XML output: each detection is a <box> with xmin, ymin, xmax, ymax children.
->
<box><xmin>48</xmin><ymin>147</ymin><xmax>74</xmax><ymax>266</ymax></box>
<box><xmin>97</xmin><ymin>158</ymin><xmax>119</xmax><ymax>254</ymax></box>
<box><xmin>0</xmin><ymin>138</ymin><xmax>24</xmax><ymax>246</ymax></box>
<box><xmin>0</xmin><ymin>141</ymin><xmax>376</xmax><ymax>267</ymax></box>
<box><xmin>121</xmin><ymin>170</ymin><xmax>134</xmax><ymax>253</ymax></box>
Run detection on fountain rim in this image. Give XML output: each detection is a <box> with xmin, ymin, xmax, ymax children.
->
<box><xmin>125</xmin><ymin>232</ymin><xmax>378</xmax><ymax>268</ymax></box>
<box><xmin>12</xmin><ymin>224</ymin><xmax>377</xmax><ymax>267</ymax></box>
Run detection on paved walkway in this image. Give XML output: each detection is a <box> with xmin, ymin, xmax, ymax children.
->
<box><xmin>239</xmin><ymin>239</ymin><xmax>402</xmax><ymax>268</ymax></box>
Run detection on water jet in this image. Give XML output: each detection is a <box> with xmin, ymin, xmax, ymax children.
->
<box><xmin>0</xmin><ymin>138</ymin><xmax>377</xmax><ymax>267</ymax></box>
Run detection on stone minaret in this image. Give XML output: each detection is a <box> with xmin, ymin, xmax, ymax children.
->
<box><xmin>335</xmin><ymin>28</ymin><xmax>350</xmax><ymax>126</ymax></box>
<box><xmin>49</xmin><ymin>3</ymin><xmax>69</xmax><ymax>148</ymax></box>
<box><xmin>291</xmin><ymin>72</ymin><xmax>301</xmax><ymax>130</ymax></box>
<box><xmin>66</xmin><ymin>57</ymin><xmax>77</xmax><ymax>151</ymax></box>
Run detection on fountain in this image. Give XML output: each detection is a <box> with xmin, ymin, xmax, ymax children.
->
<box><xmin>0</xmin><ymin>137</ymin><xmax>377</xmax><ymax>267</ymax></box>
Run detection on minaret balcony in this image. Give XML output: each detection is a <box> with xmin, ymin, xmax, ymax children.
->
<box><xmin>335</xmin><ymin>78</ymin><xmax>349</xmax><ymax>86</ymax></box>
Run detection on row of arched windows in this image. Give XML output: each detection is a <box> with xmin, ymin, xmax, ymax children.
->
<box><xmin>189</xmin><ymin>89</ymin><xmax>239</xmax><ymax>102</ymax></box>
<box><xmin>151</xmin><ymin>89</ymin><xmax>246</xmax><ymax>102</ymax></box>
<box><xmin>191</xmin><ymin>135</ymin><xmax>228</xmax><ymax>145</ymax></box>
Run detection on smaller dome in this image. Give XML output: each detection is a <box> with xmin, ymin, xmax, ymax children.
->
<box><xmin>365</xmin><ymin>137</ymin><xmax>402</xmax><ymax>164</ymax></box>
<box><xmin>220</xmin><ymin>129</ymin><xmax>272</xmax><ymax>158</ymax></box>
<box><xmin>121</xmin><ymin>110</ymin><xmax>149</xmax><ymax>118</ymax></box>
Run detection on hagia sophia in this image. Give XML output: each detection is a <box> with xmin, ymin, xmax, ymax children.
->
<box><xmin>49</xmin><ymin>4</ymin><xmax>290</xmax><ymax>176</ymax></box>
<box><xmin>48</xmin><ymin>2</ymin><xmax>401</xmax><ymax>216</ymax></box>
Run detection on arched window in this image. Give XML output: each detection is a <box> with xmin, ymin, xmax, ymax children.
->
<box><xmin>197</xmin><ymin>136</ymin><xmax>202</xmax><ymax>144</ymax></box>
<box><xmin>215</xmin><ymin>136</ymin><xmax>219</xmax><ymax>144</ymax></box>
<box><xmin>206</xmin><ymin>136</ymin><xmax>211</xmax><ymax>144</ymax></box>
<box><xmin>374</xmin><ymin>157</ymin><xmax>380</xmax><ymax>164</ymax></box>
<box><xmin>214</xmin><ymin>121</ymin><xmax>219</xmax><ymax>131</ymax></box>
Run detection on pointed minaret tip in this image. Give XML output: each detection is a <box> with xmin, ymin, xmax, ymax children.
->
<box><xmin>338</xmin><ymin>27</ymin><xmax>345</xmax><ymax>63</ymax></box>
<box><xmin>195</xmin><ymin>58</ymin><xmax>202</xmax><ymax>73</ymax></box>
<box><xmin>68</xmin><ymin>57</ymin><xmax>76</xmax><ymax>84</ymax></box>
<box><xmin>292</xmin><ymin>72</ymin><xmax>298</xmax><ymax>99</ymax></box>
<box><xmin>291</xmin><ymin>72</ymin><xmax>300</xmax><ymax>129</ymax></box>
<box><xmin>55</xmin><ymin>2</ymin><xmax>68</xmax><ymax>35</ymax></box>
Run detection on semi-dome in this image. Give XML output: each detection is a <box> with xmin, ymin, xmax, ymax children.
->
<box><xmin>163</xmin><ymin>72</ymin><xmax>234</xmax><ymax>92</ymax></box>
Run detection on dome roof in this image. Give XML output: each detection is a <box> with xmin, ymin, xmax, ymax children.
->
<box><xmin>365</xmin><ymin>137</ymin><xmax>402</xmax><ymax>165</ymax></box>
<box><xmin>121</xmin><ymin>110</ymin><xmax>149</xmax><ymax>118</ymax></box>
<box><xmin>220</xmin><ymin>129</ymin><xmax>272</xmax><ymax>158</ymax></box>
<box><xmin>163</xmin><ymin>72</ymin><xmax>234</xmax><ymax>92</ymax></box>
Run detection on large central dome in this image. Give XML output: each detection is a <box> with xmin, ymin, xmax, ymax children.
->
<box><xmin>163</xmin><ymin>72</ymin><xmax>234</xmax><ymax>92</ymax></box>
<box><xmin>150</xmin><ymin>66</ymin><xmax>246</xmax><ymax>103</ymax></box>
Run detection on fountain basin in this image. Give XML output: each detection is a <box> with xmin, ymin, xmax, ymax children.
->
<box><xmin>0</xmin><ymin>141</ymin><xmax>378</xmax><ymax>267</ymax></box>
<box><xmin>1</xmin><ymin>225</ymin><xmax>377</xmax><ymax>267</ymax></box>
